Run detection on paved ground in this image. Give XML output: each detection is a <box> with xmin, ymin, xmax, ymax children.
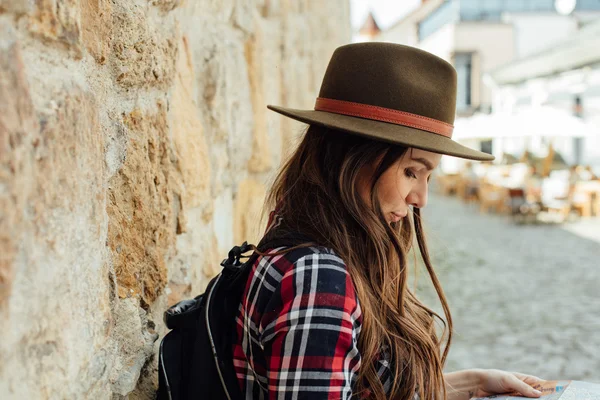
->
<box><xmin>417</xmin><ymin>193</ymin><xmax>600</xmax><ymax>383</ymax></box>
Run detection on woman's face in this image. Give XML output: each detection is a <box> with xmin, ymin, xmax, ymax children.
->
<box><xmin>359</xmin><ymin>148</ymin><xmax>442</xmax><ymax>224</ymax></box>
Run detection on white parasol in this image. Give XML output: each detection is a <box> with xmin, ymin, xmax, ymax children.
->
<box><xmin>453</xmin><ymin>106</ymin><xmax>598</xmax><ymax>141</ymax></box>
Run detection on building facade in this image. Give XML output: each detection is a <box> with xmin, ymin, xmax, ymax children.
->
<box><xmin>377</xmin><ymin>0</ymin><xmax>600</xmax><ymax>118</ymax></box>
<box><xmin>488</xmin><ymin>18</ymin><xmax>600</xmax><ymax>166</ymax></box>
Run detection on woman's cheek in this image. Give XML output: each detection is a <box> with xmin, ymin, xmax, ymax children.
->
<box><xmin>397</xmin><ymin>176</ymin><xmax>412</xmax><ymax>197</ymax></box>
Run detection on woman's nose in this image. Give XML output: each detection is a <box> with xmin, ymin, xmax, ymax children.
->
<box><xmin>406</xmin><ymin>184</ymin><xmax>428</xmax><ymax>209</ymax></box>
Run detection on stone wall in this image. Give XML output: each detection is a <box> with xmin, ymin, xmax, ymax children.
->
<box><xmin>0</xmin><ymin>1</ymin><xmax>350</xmax><ymax>398</ymax></box>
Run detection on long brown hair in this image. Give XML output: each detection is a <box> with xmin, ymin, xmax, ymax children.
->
<box><xmin>262</xmin><ymin>125</ymin><xmax>453</xmax><ymax>400</ymax></box>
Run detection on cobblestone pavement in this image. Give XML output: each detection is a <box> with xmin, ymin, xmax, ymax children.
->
<box><xmin>417</xmin><ymin>193</ymin><xmax>600</xmax><ymax>383</ymax></box>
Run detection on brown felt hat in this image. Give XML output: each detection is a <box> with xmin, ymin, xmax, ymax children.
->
<box><xmin>268</xmin><ymin>42</ymin><xmax>494</xmax><ymax>161</ymax></box>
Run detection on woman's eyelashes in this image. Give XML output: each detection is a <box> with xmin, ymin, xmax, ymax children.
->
<box><xmin>404</xmin><ymin>168</ymin><xmax>417</xmax><ymax>179</ymax></box>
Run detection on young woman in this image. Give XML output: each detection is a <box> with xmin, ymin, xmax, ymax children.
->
<box><xmin>232</xmin><ymin>43</ymin><xmax>545</xmax><ymax>400</ymax></box>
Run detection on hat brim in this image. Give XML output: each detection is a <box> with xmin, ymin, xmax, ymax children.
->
<box><xmin>268</xmin><ymin>105</ymin><xmax>494</xmax><ymax>162</ymax></box>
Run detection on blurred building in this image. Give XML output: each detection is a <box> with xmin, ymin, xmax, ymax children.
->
<box><xmin>375</xmin><ymin>0</ymin><xmax>600</xmax><ymax>117</ymax></box>
<box><xmin>356</xmin><ymin>11</ymin><xmax>381</xmax><ymax>42</ymax></box>
<box><xmin>364</xmin><ymin>0</ymin><xmax>600</xmax><ymax>168</ymax></box>
<box><xmin>488</xmin><ymin>18</ymin><xmax>600</xmax><ymax>166</ymax></box>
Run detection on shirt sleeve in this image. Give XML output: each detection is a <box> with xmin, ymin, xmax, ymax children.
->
<box><xmin>258</xmin><ymin>251</ymin><xmax>363</xmax><ymax>400</ymax></box>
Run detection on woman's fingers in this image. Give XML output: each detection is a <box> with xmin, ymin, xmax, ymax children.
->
<box><xmin>510</xmin><ymin>375</ymin><xmax>543</xmax><ymax>398</ymax></box>
<box><xmin>511</xmin><ymin>372</ymin><xmax>545</xmax><ymax>389</ymax></box>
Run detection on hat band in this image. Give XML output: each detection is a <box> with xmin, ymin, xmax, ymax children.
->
<box><xmin>314</xmin><ymin>97</ymin><xmax>454</xmax><ymax>138</ymax></box>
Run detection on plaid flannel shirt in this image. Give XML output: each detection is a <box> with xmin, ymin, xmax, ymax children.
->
<box><xmin>232</xmin><ymin>219</ymin><xmax>393</xmax><ymax>399</ymax></box>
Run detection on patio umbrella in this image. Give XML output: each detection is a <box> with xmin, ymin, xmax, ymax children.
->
<box><xmin>454</xmin><ymin>106</ymin><xmax>598</xmax><ymax>140</ymax></box>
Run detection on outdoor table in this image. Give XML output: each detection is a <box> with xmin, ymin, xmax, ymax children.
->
<box><xmin>575</xmin><ymin>180</ymin><xmax>600</xmax><ymax>216</ymax></box>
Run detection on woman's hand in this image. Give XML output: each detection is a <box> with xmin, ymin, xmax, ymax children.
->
<box><xmin>445</xmin><ymin>369</ymin><xmax>545</xmax><ymax>400</ymax></box>
<box><xmin>472</xmin><ymin>369</ymin><xmax>544</xmax><ymax>398</ymax></box>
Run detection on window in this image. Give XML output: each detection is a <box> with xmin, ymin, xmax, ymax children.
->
<box><xmin>576</xmin><ymin>0</ymin><xmax>600</xmax><ymax>10</ymax></box>
<box><xmin>481</xmin><ymin>140</ymin><xmax>493</xmax><ymax>155</ymax></box>
<box><xmin>457</xmin><ymin>0</ymin><xmax>600</xmax><ymax>22</ymax></box>
<box><xmin>503</xmin><ymin>0</ymin><xmax>529</xmax><ymax>12</ymax></box>
<box><xmin>418</xmin><ymin>1</ymin><xmax>457</xmax><ymax>41</ymax></box>
<box><xmin>454</xmin><ymin>53</ymin><xmax>473</xmax><ymax>112</ymax></box>
<box><xmin>459</xmin><ymin>0</ymin><xmax>556</xmax><ymax>20</ymax></box>
<box><xmin>460</xmin><ymin>0</ymin><xmax>503</xmax><ymax>21</ymax></box>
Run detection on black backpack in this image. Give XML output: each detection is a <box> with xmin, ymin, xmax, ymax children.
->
<box><xmin>157</xmin><ymin>232</ymin><xmax>309</xmax><ymax>400</ymax></box>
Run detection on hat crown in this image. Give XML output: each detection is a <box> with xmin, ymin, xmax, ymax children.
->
<box><xmin>266</xmin><ymin>42</ymin><xmax>494</xmax><ymax>161</ymax></box>
<box><xmin>318</xmin><ymin>42</ymin><xmax>458</xmax><ymax>125</ymax></box>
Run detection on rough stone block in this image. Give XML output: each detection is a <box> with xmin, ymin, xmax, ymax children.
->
<box><xmin>230</xmin><ymin>0</ymin><xmax>254</xmax><ymax>35</ymax></box>
<box><xmin>234</xmin><ymin>178</ymin><xmax>267</xmax><ymax>245</ymax></box>
<box><xmin>0</xmin><ymin>0</ymin><xmax>31</xmax><ymax>14</ymax></box>
<box><xmin>28</xmin><ymin>0</ymin><xmax>82</xmax><ymax>55</ymax></box>
<box><xmin>0</xmin><ymin>22</ymin><xmax>38</xmax><ymax>309</ymax></box>
<box><xmin>280</xmin><ymin>0</ymin><xmax>310</xmax><ymax>14</ymax></box>
<box><xmin>108</xmin><ymin>298</ymin><xmax>157</xmax><ymax>395</ymax></box>
<box><xmin>111</xmin><ymin>2</ymin><xmax>178</xmax><ymax>89</ymax></box>
<box><xmin>1</xmin><ymin>83</ymin><xmax>109</xmax><ymax>398</ymax></box>
<box><xmin>148</xmin><ymin>0</ymin><xmax>183</xmax><ymax>12</ymax></box>
<box><xmin>194</xmin><ymin>0</ymin><xmax>254</xmax><ymax>35</ymax></box>
<box><xmin>107</xmin><ymin>102</ymin><xmax>184</xmax><ymax>305</ymax></box>
<box><xmin>256</xmin><ymin>0</ymin><xmax>281</xmax><ymax>17</ymax></box>
<box><xmin>81</xmin><ymin>0</ymin><xmax>113</xmax><ymax>64</ymax></box>
<box><xmin>281</xmin><ymin>13</ymin><xmax>314</xmax><ymax>108</ymax></box>
<box><xmin>213</xmin><ymin>187</ymin><xmax>234</xmax><ymax>255</ymax></box>
<box><xmin>200</xmin><ymin>233</ymin><xmax>222</xmax><ymax>280</ymax></box>
<box><xmin>169</xmin><ymin>209</ymin><xmax>221</xmax><ymax>298</ymax></box>
<box><xmin>246</xmin><ymin>13</ymin><xmax>283</xmax><ymax>173</ymax></box>
<box><xmin>192</xmin><ymin>21</ymin><xmax>254</xmax><ymax>194</ymax></box>
<box><xmin>169</xmin><ymin>35</ymin><xmax>211</xmax><ymax>209</ymax></box>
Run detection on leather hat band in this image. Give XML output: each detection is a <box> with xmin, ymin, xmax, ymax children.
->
<box><xmin>314</xmin><ymin>97</ymin><xmax>454</xmax><ymax>138</ymax></box>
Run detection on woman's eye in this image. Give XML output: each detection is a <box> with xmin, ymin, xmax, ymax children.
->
<box><xmin>404</xmin><ymin>169</ymin><xmax>417</xmax><ymax>179</ymax></box>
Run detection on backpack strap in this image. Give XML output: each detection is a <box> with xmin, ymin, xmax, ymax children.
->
<box><xmin>219</xmin><ymin>241</ymin><xmax>253</xmax><ymax>271</ymax></box>
<box><xmin>219</xmin><ymin>229</ymin><xmax>315</xmax><ymax>271</ymax></box>
<box><xmin>204</xmin><ymin>230</ymin><xmax>315</xmax><ymax>399</ymax></box>
<box><xmin>159</xmin><ymin>225</ymin><xmax>316</xmax><ymax>400</ymax></box>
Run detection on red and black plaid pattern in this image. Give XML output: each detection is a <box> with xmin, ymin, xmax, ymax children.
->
<box><xmin>232</xmin><ymin>242</ymin><xmax>394</xmax><ymax>399</ymax></box>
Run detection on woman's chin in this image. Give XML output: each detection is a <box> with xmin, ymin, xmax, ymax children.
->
<box><xmin>388</xmin><ymin>218</ymin><xmax>403</xmax><ymax>227</ymax></box>
<box><xmin>389</xmin><ymin>213</ymin><xmax>403</xmax><ymax>223</ymax></box>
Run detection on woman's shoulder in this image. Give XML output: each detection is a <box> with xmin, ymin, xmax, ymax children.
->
<box><xmin>253</xmin><ymin>244</ymin><xmax>362</xmax><ymax>327</ymax></box>
<box><xmin>251</xmin><ymin>244</ymin><xmax>358</xmax><ymax>302</ymax></box>
<box><xmin>259</xmin><ymin>244</ymin><xmax>348</xmax><ymax>277</ymax></box>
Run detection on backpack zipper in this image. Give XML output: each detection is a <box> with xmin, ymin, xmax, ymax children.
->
<box><xmin>159</xmin><ymin>338</ymin><xmax>173</xmax><ymax>400</ymax></box>
<box><xmin>205</xmin><ymin>273</ymin><xmax>233</xmax><ymax>400</ymax></box>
